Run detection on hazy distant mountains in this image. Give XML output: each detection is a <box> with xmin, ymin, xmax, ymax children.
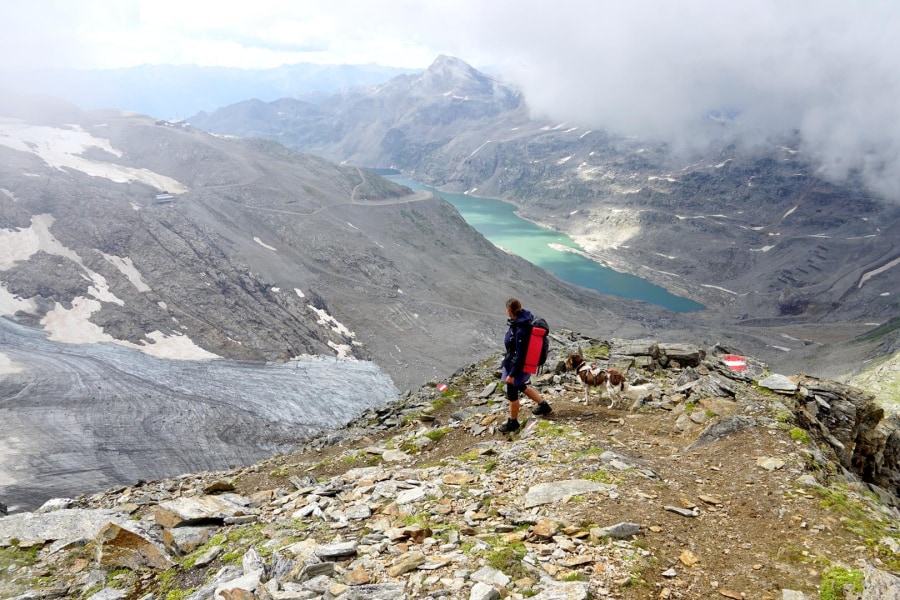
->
<box><xmin>191</xmin><ymin>55</ymin><xmax>900</xmax><ymax>358</ymax></box>
<box><xmin>0</xmin><ymin>62</ymin><xmax>417</xmax><ymax>119</ymax></box>
<box><xmin>190</xmin><ymin>55</ymin><xmax>529</xmax><ymax>170</ymax></box>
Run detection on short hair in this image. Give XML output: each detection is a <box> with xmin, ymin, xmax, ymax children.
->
<box><xmin>506</xmin><ymin>297</ymin><xmax>523</xmax><ymax>316</ymax></box>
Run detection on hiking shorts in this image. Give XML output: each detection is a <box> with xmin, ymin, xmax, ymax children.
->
<box><xmin>506</xmin><ymin>382</ymin><xmax>528</xmax><ymax>402</ymax></box>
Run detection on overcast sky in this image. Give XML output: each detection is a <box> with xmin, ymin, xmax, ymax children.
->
<box><xmin>3</xmin><ymin>0</ymin><xmax>900</xmax><ymax>197</ymax></box>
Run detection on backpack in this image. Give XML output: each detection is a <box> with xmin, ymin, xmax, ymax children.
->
<box><xmin>523</xmin><ymin>316</ymin><xmax>550</xmax><ymax>375</ymax></box>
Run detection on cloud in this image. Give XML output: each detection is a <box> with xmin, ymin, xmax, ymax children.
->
<box><xmin>3</xmin><ymin>1</ymin><xmax>899</xmax><ymax>198</ymax></box>
<box><xmin>431</xmin><ymin>0</ymin><xmax>900</xmax><ymax>198</ymax></box>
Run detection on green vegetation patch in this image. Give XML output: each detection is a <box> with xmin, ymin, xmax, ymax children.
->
<box><xmin>775</xmin><ymin>409</ymin><xmax>795</xmax><ymax>424</ymax></box>
<box><xmin>819</xmin><ymin>566</ymin><xmax>864</xmax><ymax>600</ymax></box>
<box><xmin>0</xmin><ymin>544</ymin><xmax>40</xmax><ymax>571</ymax></box>
<box><xmin>425</xmin><ymin>427</ymin><xmax>451</xmax><ymax>441</ymax></box>
<box><xmin>485</xmin><ymin>540</ymin><xmax>529</xmax><ymax>581</ymax></box>
<box><xmin>459</xmin><ymin>450</ymin><xmax>482</xmax><ymax>462</ymax></box>
<box><xmin>812</xmin><ymin>486</ymin><xmax>900</xmax><ymax>570</ymax></box>
<box><xmin>583</xmin><ymin>469</ymin><xmax>615</xmax><ymax>484</ymax></box>
<box><xmin>155</xmin><ymin>567</ymin><xmax>196</xmax><ymax>600</ymax></box>
<box><xmin>789</xmin><ymin>427</ymin><xmax>811</xmax><ymax>444</ymax></box>
<box><xmin>573</xmin><ymin>446</ymin><xmax>605</xmax><ymax>459</ymax></box>
<box><xmin>534</xmin><ymin>420</ymin><xmax>570</xmax><ymax>439</ymax></box>
<box><xmin>180</xmin><ymin>533</ymin><xmax>225</xmax><ymax>569</ymax></box>
<box><xmin>583</xmin><ymin>345</ymin><xmax>611</xmax><ymax>360</ymax></box>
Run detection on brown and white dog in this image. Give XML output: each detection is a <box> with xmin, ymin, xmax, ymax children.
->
<box><xmin>565</xmin><ymin>354</ymin><xmax>627</xmax><ymax>407</ymax></box>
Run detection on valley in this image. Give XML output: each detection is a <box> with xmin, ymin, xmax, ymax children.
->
<box><xmin>1</xmin><ymin>55</ymin><xmax>898</xmax><ymax>516</ymax></box>
<box><xmin>190</xmin><ymin>56</ymin><xmax>899</xmax><ymax>383</ymax></box>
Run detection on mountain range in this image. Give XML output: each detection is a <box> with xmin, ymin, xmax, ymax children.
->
<box><xmin>1</xmin><ymin>54</ymin><xmax>898</xmax><ymax>510</ymax></box>
<box><xmin>0</xmin><ymin>89</ymin><xmax>659</xmax><ymax>508</ymax></box>
<box><xmin>190</xmin><ymin>55</ymin><xmax>900</xmax><ymax>374</ymax></box>
<box><xmin>0</xmin><ymin>62</ymin><xmax>417</xmax><ymax>120</ymax></box>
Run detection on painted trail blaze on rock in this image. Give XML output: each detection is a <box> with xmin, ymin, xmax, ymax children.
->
<box><xmin>721</xmin><ymin>355</ymin><xmax>747</xmax><ymax>371</ymax></box>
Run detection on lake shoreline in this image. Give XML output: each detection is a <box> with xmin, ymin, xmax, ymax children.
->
<box><xmin>391</xmin><ymin>177</ymin><xmax>705</xmax><ymax>313</ymax></box>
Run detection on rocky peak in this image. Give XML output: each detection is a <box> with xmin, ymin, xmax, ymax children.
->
<box><xmin>396</xmin><ymin>54</ymin><xmax>518</xmax><ymax>104</ymax></box>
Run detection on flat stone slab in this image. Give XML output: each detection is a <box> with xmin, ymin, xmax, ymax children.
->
<box><xmin>154</xmin><ymin>494</ymin><xmax>251</xmax><ymax>528</ymax></box>
<box><xmin>524</xmin><ymin>480</ymin><xmax>615</xmax><ymax>508</ymax></box>
<box><xmin>758</xmin><ymin>374</ymin><xmax>798</xmax><ymax>394</ymax></box>
<box><xmin>593</xmin><ymin>522</ymin><xmax>641</xmax><ymax>539</ymax></box>
<box><xmin>315</xmin><ymin>541</ymin><xmax>358</xmax><ymax>559</ymax></box>
<box><xmin>395</xmin><ymin>487</ymin><xmax>427</xmax><ymax>505</ymax></box>
<box><xmin>0</xmin><ymin>508</ymin><xmax>131</xmax><ymax>547</ymax></box>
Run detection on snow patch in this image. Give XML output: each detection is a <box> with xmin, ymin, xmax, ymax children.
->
<box><xmin>141</xmin><ymin>331</ymin><xmax>219</xmax><ymax>360</ymax></box>
<box><xmin>87</xmin><ymin>272</ymin><xmax>123</xmax><ymax>306</ymax></box>
<box><xmin>0</xmin><ymin>119</ymin><xmax>186</xmax><ymax>192</ymax></box>
<box><xmin>1</xmin><ymin>214</ymin><xmax>123</xmax><ymax>307</ymax></box>
<box><xmin>295</xmin><ymin>288</ymin><xmax>305</xmax><ymax>298</ymax></box>
<box><xmin>253</xmin><ymin>237</ymin><xmax>277</xmax><ymax>251</ymax></box>
<box><xmin>0</xmin><ymin>188</ymin><xmax>17</xmax><ymax>202</ymax></box>
<box><xmin>700</xmin><ymin>284</ymin><xmax>738</xmax><ymax>295</ymax></box>
<box><xmin>782</xmin><ymin>206</ymin><xmax>798</xmax><ymax>219</ymax></box>
<box><xmin>41</xmin><ymin>297</ymin><xmax>116</xmax><ymax>344</ymax></box>
<box><xmin>859</xmin><ymin>256</ymin><xmax>900</xmax><ymax>288</ymax></box>
<box><xmin>327</xmin><ymin>341</ymin><xmax>354</xmax><ymax>359</ymax></box>
<box><xmin>0</xmin><ymin>284</ymin><xmax>37</xmax><ymax>316</ymax></box>
<box><xmin>40</xmin><ymin>296</ymin><xmax>218</xmax><ymax>359</ymax></box>
<box><xmin>557</xmin><ymin>156</ymin><xmax>573</xmax><ymax>165</ymax></box>
<box><xmin>468</xmin><ymin>140</ymin><xmax>492</xmax><ymax>158</ymax></box>
<box><xmin>750</xmin><ymin>245</ymin><xmax>776</xmax><ymax>252</ymax></box>
<box><xmin>308</xmin><ymin>304</ymin><xmax>356</xmax><ymax>341</ymax></box>
<box><xmin>0</xmin><ymin>351</ymin><xmax>23</xmax><ymax>375</ymax></box>
<box><xmin>102</xmin><ymin>253</ymin><xmax>151</xmax><ymax>292</ymax></box>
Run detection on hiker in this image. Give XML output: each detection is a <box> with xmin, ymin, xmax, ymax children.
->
<box><xmin>499</xmin><ymin>297</ymin><xmax>552</xmax><ymax>433</ymax></box>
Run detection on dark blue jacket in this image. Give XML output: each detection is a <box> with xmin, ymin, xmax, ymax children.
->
<box><xmin>501</xmin><ymin>309</ymin><xmax>534</xmax><ymax>385</ymax></box>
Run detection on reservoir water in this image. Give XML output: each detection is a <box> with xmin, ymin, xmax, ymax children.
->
<box><xmin>393</xmin><ymin>179</ymin><xmax>704</xmax><ymax>313</ymax></box>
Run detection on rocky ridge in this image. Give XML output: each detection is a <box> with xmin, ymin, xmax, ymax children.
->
<box><xmin>2</xmin><ymin>332</ymin><xmax>899</xmax><ymax>600</ymax></box>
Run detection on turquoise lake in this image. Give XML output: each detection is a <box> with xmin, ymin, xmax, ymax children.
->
<box><xmin>393</xmin><ymin>179</ymin><xmax>704</xmax><ymax>313</ymax></box>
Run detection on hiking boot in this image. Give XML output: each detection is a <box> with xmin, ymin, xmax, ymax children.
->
<box><xmin>532</xmin><ymin>401</ymin><xmax>552</xmax><ymax>416</ymax></box>
<box><xmin>498</xmin><ymin>418</ymin><xmax>520</xmax><ymax>433</ymax></box>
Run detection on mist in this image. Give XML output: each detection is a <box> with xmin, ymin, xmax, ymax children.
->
<box><xmin>431</xmin><ymin>1</ymin><xmax>900</xmax><ymax>199</ymax></box>
<box><xmin>3</xmin><ymin>1</ymin><xmax>899</xmax><ymax>199</ymax></box>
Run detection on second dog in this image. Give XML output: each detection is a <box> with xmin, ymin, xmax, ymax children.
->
<box><xmin>565</xmin><ymin>353</ymin><xmax>627</xmax><ymax>407</ymax></box>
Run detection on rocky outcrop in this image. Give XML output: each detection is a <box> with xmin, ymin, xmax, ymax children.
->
<box><xmin>2</xmin><ymin>332</ymin><xmax>898</xmax><ymax>599</ymax></box>
<box><xmin>795</xmin><ymin>376</ymin><xmax>900</xmax><ymax>500</ymax></box>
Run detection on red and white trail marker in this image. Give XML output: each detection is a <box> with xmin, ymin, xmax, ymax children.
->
<box><xmin>437</xmin><ymin>383</ymin><xmax>448</xmax><ymax>392</ymax></box>
<box><xmin>721</xmin><ymin>355</ymin><xmax>747</xmax><ymax>371</ymax></box>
